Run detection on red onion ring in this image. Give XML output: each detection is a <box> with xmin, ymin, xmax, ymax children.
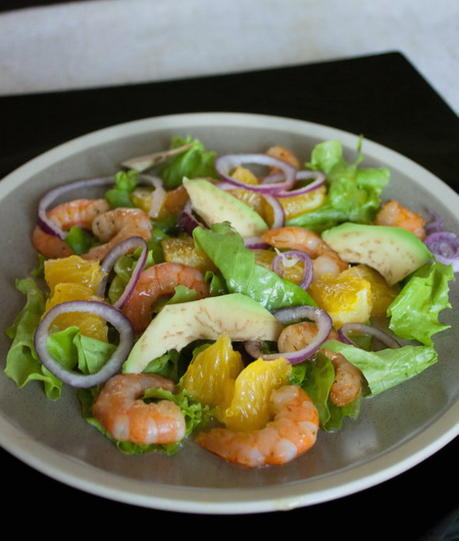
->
<box><xmin>424</xmin><ymin>231</ymin><xmax>459</xmax><ymax>271</ymax></box>
<box><xmin>97</xmin><ymin>236</ymin><xmax>148</xmax><ymax>308</ymax></box>
<box><xmin>262</xmin><ymin>170</ymin><xmax>326</xmax><ymax>198</ymax></box>
<box><xmin>34</xmin><ymin>300</ymin><xmax>134</xmax><ymax>388</ymax></box>
<box><xmin>140</xmin><ymin>174</ymin><xmax>166</xmax><ymax>218</ymax></box>
<box><xmin>272</xmin><ymin>250</ymin><xmax>313</xmax><ymax>290</ymax></box>
<box><xmin>338</xmin><ymin>323</ymin><xmax>400</xmax><ymax>349</ymax></box>
<box><xmin>215</xmin><ymin>154</ymin><xmax>296</xmax><ymax>194</ymax></box>
<box><xmin>263</xmin><ymin>194</ymin><xmax>285</xmax><ymax>228</ymax></box>
<box><xmin>263</xmin><ymin>305</ymin><xmax>333</xmax><ymax>364</ymax></box>
<box><xmin>244</xmin><ymin>236</ymin><xmax>270</xmax><ymax>249</ymax></box>
<box><xmin>178</xmin><ymin>200</ymin><xmax>206</xmax><ymax>235</ymax></box>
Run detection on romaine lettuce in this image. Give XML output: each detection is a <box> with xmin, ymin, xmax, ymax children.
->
<box><xmin>193</xmin><ymin>222</ymin><xmax>316</xmax><ymax>310</ymax></box>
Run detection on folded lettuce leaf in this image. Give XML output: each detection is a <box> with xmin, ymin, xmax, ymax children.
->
<box><xmin>104</xmin><ymin>170</ymin><xmax>139</xmax><ymax>209</ymax></box>
<box><xmin>159</xmin><ymin>136</ymin><xmax>217</xmax><ymax>189</ymax></box>
<box><xmin>193</xmin><ymin>222</ymin><xmax>316</xmax><ymax>310</ymax></box>
<box><xmin>301</xmin><ymin>353</ymin><xmax>360</xmax><ymax>431</ymax></box>
<box><xmin>287</xmin><ymin>139</ymin><xmax>390</xmax><ymax>231</ymax></box>
<box><xmin>322</xmin><ymin>340</ymin><xmax>438</xmax><ymax>396</ymax></box>
<box><xmin>387</xmin><ymin>261</ymin><xmax>454</xmax><ymax>346</ymax></box>
<box><xmin>4</xmin><ymin>277</ymin><xmax>62</xmax><ymax>400</ymax></box>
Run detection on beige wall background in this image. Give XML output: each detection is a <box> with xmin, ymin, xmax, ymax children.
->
<box><xmin>1</xmin><ymin>0</ymin><xmax>458</xmax><ymax>113</ymax></box>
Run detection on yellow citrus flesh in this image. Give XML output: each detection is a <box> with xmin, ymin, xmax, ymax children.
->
<box><xmin>161</xmin><ymin>236</ymin><xmax>216</xmax><ymax>273</ymax></box>
<box><xmin>341</xmin><ymin>265</ymin><xmax>400</xmax><ymax>317</ymax></box>
<box><xmin>44</xmin><ymin>255</ymin><xmax>105</xmax><ymax>294</ymax></box>
<box><xmin>131</xmin><ymin>187</ymin><xmax>153</xmax><ymax>214</ymax></box>
<box><xmin>223</xmin><ymin>357</ymin><xmax>291</xmax><ymax>432</ymax></box>
<box><xmin>309</xmin><ymin>272</ymin><xmax>373</xmax><ymax>329</ymax></box>
<box><xmin>277</xmin><ymin>185</ymin><xmax>327</xmax><ymax>219</ymax></box>
<box><xmin>44</xmin><ymin>282</ymin><xmax>108</xmax><ymax>341</ymax></box>
<box><xmin>181</xmin><ymin>334</ymin><xmax>244</xmax><ymax>421</ymax></box>
<box><xmin>253</xmin><ymin>249</ymin><xmax>305</xmax><ymax>285</ymax></box>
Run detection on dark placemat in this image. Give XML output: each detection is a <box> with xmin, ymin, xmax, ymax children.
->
<box><xmin>1</xmin><ymin>52</ymin><xmax>459</xmax><ymax>536</ymax></box>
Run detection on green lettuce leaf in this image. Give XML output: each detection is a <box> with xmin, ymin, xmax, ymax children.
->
<box><xmin>193</xmin><ymin>222</ymin><xmax>316</xmax><ymax>310</ymax></box>
<box><xmin>4</xmin><ymin>278</ymin><xmax>62</xmax><ymax>400</ymax></box>
<box><xmin>301</xmin><ymin>354</ymin><xmax>361</xmax><ymax>431</ymax></box>
<box><xmin>287</xmin><ymin>139</ymin><xmax>390</xmax><ymax>231</ymax></box>
<box><xmin>104</xmin><ymin>170</ymin><xmax>139</xmax><ymax>209</ymax></box>
<box><xmin>159</xmin><ymin>136</ymin><xmax>217</xmax><ymax>189</ymax></box>
<box><xmin>387</xmin><ymin>261</ymin><xmax>454</xmax><ymax>346</ymax></box>
<box><xmin>322</xmin><ymin>340</ymin><xmax>438</xmax><ymax>396</ymax></box>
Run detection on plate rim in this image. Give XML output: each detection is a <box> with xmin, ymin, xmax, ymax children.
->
<box><xmin>1</xmin><ymin>111</ymin><xmax>459</xmax><ymax>514</ymax></box>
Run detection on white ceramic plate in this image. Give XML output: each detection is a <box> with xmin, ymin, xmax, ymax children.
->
<box><xmin>1</xmin><ymin>112</ymin><xmax>458</xmax><ymax>514</ymax></box>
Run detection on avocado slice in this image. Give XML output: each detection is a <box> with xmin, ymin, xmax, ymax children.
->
<box><xmin>322</xmin><ymin>223</ymin><xmax>432</xmax><ymax>285</ymax></box>
<box><xmin>123</xmin><ymin>293</ymin><xmax>283</xmax><ymax>373</ymax></box>
<box><xmin>183</xmin><ymin>178</ymin><xmax>268</xmax><ymax>237</ymax></box>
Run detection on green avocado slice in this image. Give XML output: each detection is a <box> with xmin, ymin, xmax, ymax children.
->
<box><xmin>123</xmin><ymin>293</ymin><xmax>284</xmax><ymax>374</ymax></box>
<box><xmin>183</xmin><ymin>178</ymin><xmax>268</xmax><ymax>237</ymax></box>
<box><xmin>322</xmin><ymin>222</ymin><xmax>432</xmax><ymax>285</ymax></box>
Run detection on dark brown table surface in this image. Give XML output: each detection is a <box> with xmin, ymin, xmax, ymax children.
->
<box><xmin>1</xmin><ymin>50</ymin><xmax>458</xmax><ymax>538</ymax></box>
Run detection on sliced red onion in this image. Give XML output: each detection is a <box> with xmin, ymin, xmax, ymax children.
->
<box><xmin>263</xmin><ymin>305</ymin><xmax>333</xmax><ymax>364</ymax></box>
<box><xmin>424</xmin><ymin>231</ymin><xmax>459</xmax><ymax>271</ymax></box>
<box><xmin>120</xmin><ymin>143</ymin><xmax>194</xmax><ymax>172</ymax></box>
<box><xmin>37</xmin><ymin>177</ymin><xmax>114</xmax><ymax>239</ymax></box>
<box><xmin>215</xmin><ymin>154</ymin><xmax>296</xmax><ymax>194</ymax></box>
<box><xmin>98</xmin><ymin>236</ymin><xmax>148</xmax><ymax>308</ymax></box>
<box><xmin>34</xmin><ymin>300</ymin><xmax>134</xmax><ymax>388</ymax></box>
<box><xmin>139</xmin><ymin>174</ymin><xmax>166</xmax><ymax>218</ymax></box>
<box><xmin>338</xmin><ymin>323</ymin><xmax>400</xmax><ymax>349</ymax></box>
<box><xmin>263</xmin><ymin>170</ymin><xmax>326</xmax><ymax>198</ymax></box>
<box><xmin>244</xmin><ymin>236</ymin><xmax>270</xmax><ymax>249</ymax></box>
<box><xmin>263</xmin><ymin>194</ymin><xmax>285</xmax><ymax>228</ymax></box>
<box><xmin>272</xmin><ymin>250</ymin><xmax>313</xmax><ymax>290</ymax></box>
<box><xmin>244</xmin><ymin>340</ymin><xmax>264</xmax><ymax>358</ymax></box>
<box><xmin>178</xmin><ymin>201</ymin><xmax>206</xmax><ymax>234</ymax></box>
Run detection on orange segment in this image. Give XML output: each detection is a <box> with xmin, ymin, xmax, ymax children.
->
<box><xmin>44</xmin><ymin>255</ymin><xmax>105</xmax><ymax>294</ymax></box>
<box><xmin>309</xmin><ymin>272</ymin><xmax>373</xmax><ymax>328</ymax></box>
<box><xmin>341</xmin><ymin>265</ymin><xmax>400</xmax><ymax>317</ymax></box>
<box><xmin>44</xmin><ymin>283</ymin><xmax>108</xmax><ymax>341</ymax></box>
<box><xmin>223</xmin><ymin>357</ymin><xmax>291</xmax><ymax>432</ymax></box>
<box><xmin>181</xmin><ymin>334</ymin><xmax>244</xmax><ymax>421</ymax></box>
<box><xmin>277</xmin><ymin>185</ymin><xmax>327</xmax><ymax>219</ymax></box>
<box><xmin>161</xmin><ymin>236</ymin><xmax>216</xmax><ymax>273</ymax></box>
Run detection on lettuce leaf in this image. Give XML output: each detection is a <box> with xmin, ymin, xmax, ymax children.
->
<box><xmin>322</xmin><ymin>340</ymin><xmax>438</xmax><ymax>396</ymax></box>
<box><xmin>104</xmin><ymin>170</ymin><xmax>139</xmax><ymax>209</ymax></box>
<box><xmin>159</xmin><ymin>136</ymin><xmax>217</xmax><ymax>189</ymax></box>
<box><xmin>387</xmin><ymin>261</ymin><xmax>454</xmax><ymax>346</ymax></box>
<box><xmin>4</xmin><ymin>278</ymin><xmax>62</xmax><ymax>400</ymax></box>
<box><xmin>287</xmin><ymin>140</ymin><xmax>390</xmax><ymax>231</ymax></box>
<box><xmin>193</xmin><ymin>222</ymin><xmax>316</xmax><ymax>310</ymax></box>
<box><xmin>301</xmin><ymin>354</ymin><xmax>360</xmax><ymax>431</ymax></box>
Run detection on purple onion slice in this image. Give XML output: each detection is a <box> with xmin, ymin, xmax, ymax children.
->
<box><xmin>37</xmin><ymin>176</ymin><xmax>114</xmax><ymax>239</ymax></box>
<box><xmin>215</xmin><ymin>154</ymin><xmax>296</xmax><ymax>194</ymax></box>
<box><xmin>338</xmin><ymin>323</ymin><xmax>400</xmax><ymax>349</ymax></box>
<box><xmin>98</xmin><ymin>236</ymin><xmax>149</xmax><ymax>308</ymax></box>
<box><xmin>263</xmin><ymin>305</ymin><xmax>333</xmax><ymax>364</ymax></box>
<box><xmin>424</xmin><ymin>209</ymin><xmax>446</xmax><ymax>235</ymax></box>
<box><xmin>272</xmin><ymin>250</ymin><xmax>313</xmax><ymax>290</ymax></box>
<box><xmin>424</xmin><ymin>231</ymin><xmax>459</xmax><ymax>271</ymax></box>
<box><xmin>244</xmin><ymin>236</ymin><xmax>270</xmax><ymax>249</ymax></box>
<box><xmin>34</xmin><ymin>301</ymin><xmax>134</xmax><ymax>388</ymax></box>
<box><xmin>178</xmin><ymin>200</ymin><xmax>207</xmax><ymax>235</ymax></box>
<box><xmin>263</xmin><ymin>170</ymin><xmax>326</xmax><ymax>198</ymax></box>
<box><xmin>262</xmin><ymin>194</ymin><xmax>285</xmax><ymax>229</ymax></box>
<box><xmin>139</xmin><ymin>174</ymin><xmax>166</xmax><ymax>218</ymax></box>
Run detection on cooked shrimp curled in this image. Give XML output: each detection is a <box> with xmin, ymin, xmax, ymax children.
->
<box><xmin>92</xmin><ymin>373</ymin><xmax>186</xmax><ymax>445</ymax></box>
<box><xmin>196</xmin><ymin>385</ymin><xmax>319</xmax><ymax>468</ymax></box>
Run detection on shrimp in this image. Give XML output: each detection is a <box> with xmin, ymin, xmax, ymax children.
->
<box><xmin>277</xmin><ymin>323</ymin><xmax>362</xmax><ymax>407</ymax></box>
<box><xmin>122</xmin><ymin>262</ymin><xmax>209</xmax><ymax>333</ymax></box>
<box><xmin>260</xmin><ymin>226</ymin><xmax>348</xmax><ymax>280</ymax></box>
<box><xmin>266</xmin><ymin>145</ymin><xmax>301</xmax><ymax>171</ymax></box>
<box><xmin>196</xmin><ymin>385</ymin><xmax>319</xmax><ymax>468</ymax></box>
<box><xmin>83</xmin><ymin>207</ymin><xmax>152</xmax><ymax>261</ymax></box>
<box><xmin>322</xmin><ymin>349</ymin><xmax>362</xmax><ymax>407</ymax></box>
<box><xmin>277</xmin><ymin>321</ymin><xmax>339</xmax><ymax>353</ymax></box>
<box><xmin>92</xmin><ymin>373</ymin><xmax>186</xmax><ymax>445</ymax></box>
<box><xmin>375</xmin><ymin>200</ymin><xmax>426</xmax><ymax>239</ymax></box>
<box><xmin>32</xmin><ymin>198</ymin><xmax>109</xmax><ymax>259</ymax></box>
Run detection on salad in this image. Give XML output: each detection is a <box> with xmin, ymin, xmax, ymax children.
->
<box><xmin>4</xmin><ymin>135</ymin><xmax>457</xmax><ymax>468</ymax></box>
